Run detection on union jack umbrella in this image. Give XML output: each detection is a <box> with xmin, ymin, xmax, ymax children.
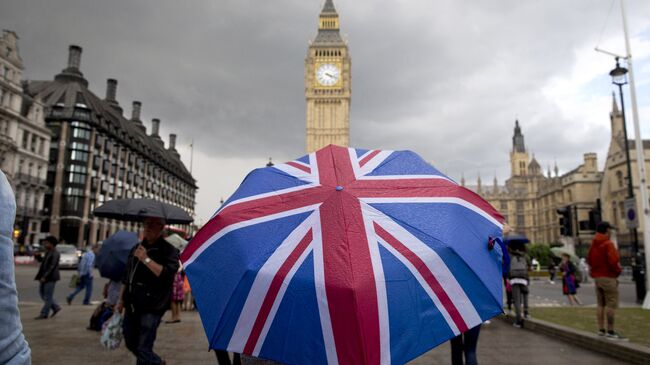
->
<box><xmin>181</xmin><ymin>145</ymin><xmax>505</xmax><ymax>365</ymax></box>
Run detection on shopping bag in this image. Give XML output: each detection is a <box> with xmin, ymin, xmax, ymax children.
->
<box><xmin>69</xmin><ymin>274</ymin><xmax>80</xmax><ymax>288</ymax></box>
<box><xmin>100</xmin><ymin>312</ymin><xmax>123</xmax><ymax>350</ymax></box>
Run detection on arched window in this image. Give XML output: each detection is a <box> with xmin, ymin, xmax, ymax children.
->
<box><xmin>616</xmin><ymin>171</ymin><xmax>624</xmax><ymax>188</ymax></box>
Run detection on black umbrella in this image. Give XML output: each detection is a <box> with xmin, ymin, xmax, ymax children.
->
<box><xmin>96</xmin><ymin>230</ymin><xmax>139</xmax><ymax>281</ymax></box>
<box><xmin>93</xmin><ymin>198</ymin><xmax>193</xmax><ymax>224</ymax></box>
<box><xmin>503</xmin><ymin>233</ymin><xmax>530</xmax><ymax>246</ymax></box>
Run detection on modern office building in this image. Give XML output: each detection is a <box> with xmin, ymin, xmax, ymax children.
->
<box><xmin>24</xmin><ymin>45</ymin><xmax>197</xmax><ymax>245</ymax></box>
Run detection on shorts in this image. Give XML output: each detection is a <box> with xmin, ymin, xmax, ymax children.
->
<box><xmin>594</xmin><ymin>277</ymin><xmax>619</xmax><ymax>309</ymax></box>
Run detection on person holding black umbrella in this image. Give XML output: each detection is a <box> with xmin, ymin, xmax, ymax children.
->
<box><xmin>116</xmin><ymin>217</ymin><xmax>179</xmax><ymax>365</ymax></box>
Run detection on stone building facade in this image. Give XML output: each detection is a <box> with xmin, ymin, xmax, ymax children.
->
<box><xmin>24</xmin><ymin>45</ymin><xmax>197</xmax><ymax>246</ymax></box>
<box><xmin>305</xmin><ymin>0</ymin><xmax>351</xmax><ymax>152</ymax></box>
<box><xmin>467</xmin><ymin>97</ymin><xmax>649</xmax><ymax>259</ymax></box>
<box><xmin>0</xmin><ymin>30</ymin><xmax>50</xmax><ymax>245</ymax></box>
<box><xmin>466</xmin><ymin>120</ymin><xmax>602</xmax><ymax>253</ymax></box>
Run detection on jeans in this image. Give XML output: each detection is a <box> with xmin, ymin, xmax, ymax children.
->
<box><xmin>67</xmin><ymin>274</ymin><xmax>93</xmax><ymax>304</ymax></box>
<box><xmin>450</xmin><ymin>325</ymin><xmax>481</xmax><ymax>365</ymax></box>
<box><xmin>39</xmin><ymin>281</ymin><xmax>60</xmax><ymax>317</ymax></box>
<box><xmin>512</xmin><ymin>284</ymin><xmax>528</xmax><ymax>324</ymax></box>
<box><xmin>123</xmin><ymin>311</ymin><xmax>163</xmax><ymax>365</ymax></box>
<box><xmin>0</xmin><ymin>169</ymin><xmax>31</xmax><ymax>364</ymax></box>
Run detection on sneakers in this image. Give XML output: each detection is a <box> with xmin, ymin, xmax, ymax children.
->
<box><xmin>513</xmin><ymin>321</ymin><xmax>523</xmax><ymax>329</ymax></box>
<box><xmin>605</xmin><ymin>331</ymin><xmax>628</xmax><ymax>341</ymax></box>
<box><xmin>66</xmin><ymin>296</ymin><xmax>72</xmax><ymax>305</ymax></box>
<box><xmin>34</xmin><ymin>315</ymin><xmax>48</xmax><ymax>320</ymax></box>
<box><xmin>524</xmin><ymin>312</ymin><xmax>530</xmax><ymax>319</ymax></box>
<box><xmin>597</xmin><ymin>329</ymin><xmax>606</xmax><ymax>337</ymax></box>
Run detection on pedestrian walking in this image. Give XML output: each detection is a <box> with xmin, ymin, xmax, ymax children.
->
<box><xmin>587</xmin><ymin>222</ymin><xmax>626</xmax><ymax>340</ymax></box>
<box><xmin>67</xmin><ymin>244</ymin><xmax>99</xmax><ymax>305</ymax></box>
<box><xmin>166</xmin><ymin>266</ymin><xmax>184</xmax><ymax>323</ymax></box>
<box><xmin>182</xmin><ymin>272</ymin><xmax>193</xmax><ymax>311</ymax></box>
<box><xmin>34</xmin><ymin>235</ymin><xmax>62</xmax><ymax>319</ymax></box>
<box><xmin>508</xmin><ymin>243</ymin><xmax>529</xmax><ymax>328</ymax></box>
<box><xmin>450</xmin><ymin>325</ymin><xmax>481</xmax><ymax>365</ymax></box>
<box><xmin>579</xmin><ymin>257</ymin><xmax>590</xmax><ymax>283</ymax></box>
<box><xmin>116</xmin><ymin>217</ymin><xmax>180</xmax><ymax>364</ymax></box>
<box><xmin>560</xmin><ymin>253</ymin><xmax>582</xmax><ymax>306</ymax></box>
<box><xmin>0</xmin><ymin>169</ymin><xmax>31</xmax><ymax>363</ymax></box>
<box><xmin>548</xmin><ymin>263</ymin><xmax>556</xmax><ymax>284</ymax></box>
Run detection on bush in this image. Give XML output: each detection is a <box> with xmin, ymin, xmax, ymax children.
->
<box><xmin>528</xmin><ymin>243</ymin><xmax>553</xmax><ymax>267</ymax></box>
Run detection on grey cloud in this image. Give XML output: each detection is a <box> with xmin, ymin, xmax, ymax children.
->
<box><xmin>2</xmin><ymin>0</ymin><xmax>650</xmax><ymax>190</ymax></box>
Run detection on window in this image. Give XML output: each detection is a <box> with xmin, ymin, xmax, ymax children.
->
<box><xmin>517</xmin><ymin>215</ymin><xmax>525</xmax><ymax>228</ymax></box>
<box><xmin>70</xmin><ymin>150</ymin><xmax>89</xmax><ymax>162</ymax></box>
<box><xmin>67</xmin><ymin>172</ymin><xmax>86</xmax><ymax>184</ymax></box>
<box><xmin>616</xmin><ymin>171</ymin><xmax>624</xmax><ymax>188</ymax></box>
<box><xmin>30</xmin><ymin>134</ymin><xmax>37</xmax><ymax>152</ymax></box>
<box><xmin>72</xmin><ymin>127</ymin><xmax>91</xmax><ymax>140</ymax></box>
<box><xmin>21</xmin><ymin>131</ymin><xmax>29</xmax><ymax>148</ymax></box>
<box><xmin>70</xmin><ymin>141</ymin><xmax>90</xmax><ymax>151</ymax></box>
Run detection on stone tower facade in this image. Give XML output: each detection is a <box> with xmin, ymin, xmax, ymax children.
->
<box><xmin>305</xmin><ymin>0</ymin><xmax>351</xmax><ymax>153</ymax></box>
<box><xmin>510</xmin><ymin>120</ymin><xmax>529</xmax><ymax>176</ymax></box>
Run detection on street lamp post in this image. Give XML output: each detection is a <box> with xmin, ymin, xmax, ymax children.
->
<box><xmin>610</xmin><ymin>58</ymin><xmax>645</xmax><ymax>303</ymax></box>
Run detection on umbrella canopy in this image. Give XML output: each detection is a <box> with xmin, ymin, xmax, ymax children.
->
<box><xmin>503</xmin><ymin>233</ymin><xmax>530</xmax><ymax>246</ymax></box>
<box><xmin>181</xmin><ymin>145</ymin><xmax>505</xmax><ymax>365</ymax></box>
<box><xmin>166</xmin><ymin>233</ymin><xmax>188</xmax><ymax>250</ymax></box>
<box><xmin>550</xmin><ymin>247</ymin><xmax>580</xmax><ymax>264</ymax></box>
<box><xmin>93</xmin><ymin>198</ymin><xmax>193</xmax><ymax>224</ymax></box>
<box><xmin>96</xmin><ymin>230</ymin><xmax>139</xmax><ymax>281</ymax></box>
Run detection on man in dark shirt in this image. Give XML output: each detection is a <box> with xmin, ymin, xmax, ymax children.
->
<box><xmin>34</xmin><ymin>236</ymin><xmax>61</xmax><ymax>319</ymax></box>
<box><xmin>117</xmin><ymin>217</ymin><xmax>179</xmax><ymax>365</ymax></box>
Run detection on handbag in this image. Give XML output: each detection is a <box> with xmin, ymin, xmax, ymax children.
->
<box><xmin>69</xmin><ymin>274</ymin><xmax>80</xmax><ymax>288</ymax></box>
<box><xmin>100</xmin><ymin>313</ymin><xmax>123</xmax><ymax>350</ymax></box>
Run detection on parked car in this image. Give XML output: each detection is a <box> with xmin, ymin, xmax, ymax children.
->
<box><xmin>57</xmin><ymin>244</ymin><xmax>80</xmax><ymax>269</ymax></box>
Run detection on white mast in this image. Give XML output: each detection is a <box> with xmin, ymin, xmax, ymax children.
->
<box><xmin>619</xmin><ymin>0</ymin><xmax>650</xmax><ymax>309</ymax></box>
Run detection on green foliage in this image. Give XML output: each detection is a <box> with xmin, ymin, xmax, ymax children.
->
<box><xmin>527</xmin><ymin>243</ymin><xmax>553</xmax><ymax>267</ymax></box>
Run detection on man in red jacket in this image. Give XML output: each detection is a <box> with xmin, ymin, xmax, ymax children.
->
<box><xmin>587</xmin><ymin>222</ymin><xmax>625</xmax><ymax>340</ymax></box>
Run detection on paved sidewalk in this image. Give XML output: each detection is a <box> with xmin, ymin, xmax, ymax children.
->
<box><xmin>19</xmin><ymin>303</ymin><xmax>629</xmax><ymax>365</ymax></box>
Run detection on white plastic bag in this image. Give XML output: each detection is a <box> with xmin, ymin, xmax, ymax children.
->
<box><xmin>100</xmin><ymin>312</ymin><xmax>123</xmax><ymax>350</ymax></box>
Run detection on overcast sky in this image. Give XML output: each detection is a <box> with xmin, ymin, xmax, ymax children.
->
<box><xmin>2</xmin><ymin>0</ymin><xmax>650</xmax><ymax>224</ymax></box>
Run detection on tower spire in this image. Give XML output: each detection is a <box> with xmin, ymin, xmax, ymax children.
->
<box><xmin>322</xmin><ymin>0</ymin><xmax>337</xmax><ymax>14</ymax></box>
<box><xmin>513</xmin><ymin>119</ymin><xmax>526</xmax><ymax>153</ymax></box>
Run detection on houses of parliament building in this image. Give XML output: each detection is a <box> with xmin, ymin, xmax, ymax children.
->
<box><xmin>467</xmin><ymin>98</ymin><xmax>647</xmax><ymax>260</ymax></box>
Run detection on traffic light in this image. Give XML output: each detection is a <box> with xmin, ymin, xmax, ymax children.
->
<box><xmin>588</xmin><ymin>208</ymin><xmax>602</xmax><ymax>230</ymax></box>
<box><xmin>557</xmin><ymin>206</ymin><xmax>573</xmax><ymax>236</ymax></box>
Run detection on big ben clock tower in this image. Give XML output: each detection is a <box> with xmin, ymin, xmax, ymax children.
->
<box><xmin>305</xmin><ymin>0</ymin><xmax>351</xmax><ymax>152</ymax></box>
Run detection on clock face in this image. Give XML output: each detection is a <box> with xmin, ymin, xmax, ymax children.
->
<box><xmin>316</xmin><ymin>64</ymin><xmax>340</xmax><ymax>86</ymax></box>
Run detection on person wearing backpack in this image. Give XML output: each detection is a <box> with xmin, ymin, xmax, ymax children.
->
<box><xmin>508</xmin><ymin>242</ymin><xmax>529</xmax><ymax>328</ymax></box>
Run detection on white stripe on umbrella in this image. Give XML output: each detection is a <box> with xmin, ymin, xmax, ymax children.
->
<box><xmin>361</xmin><ymin>197</ymin><xmax>503</xmax><ymax>229</ymax></box>
<box><xmin>362</xmin><ymin>209</ymin><xmax>392</xmax><ymax>365</ymax></box>
<box><xmin>312</xmin><ymin>209</ymin><xmax>339</xmax><ymax>365</ymax></box>
<box><xmin>185</xmin><ymin>204</ymin><xmax>320</xmax><ymax>267</ymax></box>
<box><xmin>365</xmin><ymin>204</ymin><xmax>483</xmax><ymax>335</ymax></box>
<box><xmin>228</xmin><ymin>212</ymin><xmax>317</xmax><ymax>353</ymax></box>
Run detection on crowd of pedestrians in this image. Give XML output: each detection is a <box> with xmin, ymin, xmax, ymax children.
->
<box><xmin>0</xmin><ymin>165</ymin><xmax>636</xmax><ymax>365</ymax></box>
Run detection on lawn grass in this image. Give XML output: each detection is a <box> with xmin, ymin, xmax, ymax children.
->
<box><xmin>529</xmin><ymin>307</ymin><xmax>650</xmax><ymax>348</ymax></box>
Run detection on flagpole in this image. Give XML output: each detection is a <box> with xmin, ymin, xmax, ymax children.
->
<box><xmin>190</xmin><ymin>138</ymin><xmax>194</xmax><ymax>175</ymax></box>
<box><xmin>619</xmin><ymin>0</ymin><xmax>650</xmax><ymax>309</ymax></box>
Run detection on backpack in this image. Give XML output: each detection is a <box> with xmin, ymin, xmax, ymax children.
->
<box><xmin>509</xmin><ymin>255</ymin><xmax>528</xmax><ymax>279</ymax></box>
